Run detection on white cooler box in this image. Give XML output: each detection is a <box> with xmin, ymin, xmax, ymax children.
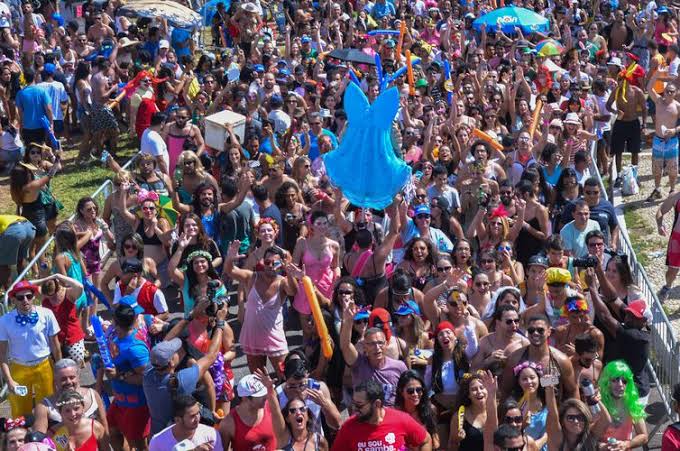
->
<box><xmin>204</xmin><ymin>110</ymin><xmax>246</xmax><ymax>152</ymax></box>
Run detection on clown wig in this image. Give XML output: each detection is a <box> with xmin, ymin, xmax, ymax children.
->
<box><xmin>598</xmin><ymin>360</ymin><xmax>647</xmax><ymax>422</ymax></box>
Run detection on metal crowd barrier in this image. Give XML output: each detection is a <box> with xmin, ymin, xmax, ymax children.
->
<box><xmin>590</xmin><ymin>142</ymin><xmax>680</xmax><ymax>441</ymax></box>
<box><xmin>2</xmin><ymin>158</ymin><xmax>134</xmax><ymax>310</ymax></box>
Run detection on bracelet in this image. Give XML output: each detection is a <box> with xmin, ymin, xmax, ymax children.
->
<box><xmin>216</xmin><ymin>320</ymin><xmax>226</xmax><ymax>329</ymax></box>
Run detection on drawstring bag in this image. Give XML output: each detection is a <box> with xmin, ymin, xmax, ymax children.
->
<box><xmin>621</xmin><ymin>165</ymin><xmax>639</xmax><ymax>196</ymax></box>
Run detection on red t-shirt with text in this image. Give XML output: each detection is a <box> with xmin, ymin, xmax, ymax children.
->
<box><xmin>331</xmin><ymin>408</ymin><xmax>427</xmax><ymax>451</ymax></box>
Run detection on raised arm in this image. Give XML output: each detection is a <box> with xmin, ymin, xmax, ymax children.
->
<box><xmin>223</xmin><ymin>240</ymin><xmax>254</xmax><ymax>284</ymax></box>
<box><xmin>339</xmin><ymin>301</ymin><xmax>360</xmax><ymax>367</ymax></box>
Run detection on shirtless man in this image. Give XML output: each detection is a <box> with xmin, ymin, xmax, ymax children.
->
<box><xmin>570</xmin><ymin>334</ymin><xmax>603</xmax><ymax>399</ymax></box>
<box><xmin>86</xmin><ymin>12</ymin><xmax>115</xmax><ymax>46</ymax></box>
<box><xmin>21</xmin><ymin>0</ymin><xmax>44</xmax><ymax>66</ymax></box>
<box><xmin>90</xmin><ymin>59</ymin><xmax>119</xmax><ymax>155</ymax></box>
<box><xmin>607</xmin><ymin>68</ymin><xmax>645</xmax><ymax>184</ymax></box>
<box><xmin>502</xmin><ymin>314</ymin><xmax>579</xmax><ymax>402</ymax></box>
<box><xmin>647</xmin><ymin>70</ymin><xmax>680</xmax><ymax>200</ymax></box>
<box><xmin>471</xmin><ymin>305</ymin><xmax>529</xmax><ymax>373</ymax></box>
<box><xmin>605</xmin><ymin>9</ymin><xmax>633</xmax><ymax>52</ymax></box>
<box><xmin>74</xmin><ymin>33</ymin><xmax>95</xmax><ymax>59</ymax></box>
<box><xmin>260</xmin><ymin>159</ymin><xmax>297</xmax><ymax>200</ymax></box>
<box><xmin>552</xmin><ymin>295</ymin><xmax>604</xmax><ymax>357</ymax></box>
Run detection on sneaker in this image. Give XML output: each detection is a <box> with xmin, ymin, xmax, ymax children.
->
<box><xmin>646</xmin><ymin>189</ymin><xmax>662</xmax><ymax>202</ymax></box>
<box><xmin>658</xmin><ymin>285</ymin><xmax>671</xmax><ymax>301</ymax></box>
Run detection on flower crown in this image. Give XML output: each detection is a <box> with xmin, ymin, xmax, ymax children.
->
<box><xmin>4</xmin><ymin>416</ymin><xmax>26</xmax><ymax>431</ymax></box>
<box><xmin>187</xmin><ymin>250</ymin><xmax>213</xmax><ymax>263</ymax></box>
<box><xmin>462</xmin><ymin>370</ymin><xmax>485</xmax><ymax>380</ymax></box>
<box><xmin>257</xmin><ymin>217</ymin><xmax>280</xmax><ymax>234</ymax></box>
<box><xmin>513</xmin><ymin>361</ymin><xmax>544</xmax><ymax>377</ymax></box>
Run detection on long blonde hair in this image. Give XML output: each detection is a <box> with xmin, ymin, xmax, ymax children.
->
<box><xmin>177</xmin><ymin>151</ymin><xmax>208</xmax><ymax>178</ymax></box>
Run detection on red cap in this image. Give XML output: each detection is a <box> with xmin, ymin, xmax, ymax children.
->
<box><xmin>8</xmin><ymin>280</ymin><xmax>39</xmax><ymax>299</ymax></box>
<box><xmin>624</xmin><ymin>299</ymin><xmax>649</xmax><ymax>320</ymax></box>
<box><xmin>435</xmin><ymin>321</ymin><xmax>455</xmax><ymax>336</ymax></box>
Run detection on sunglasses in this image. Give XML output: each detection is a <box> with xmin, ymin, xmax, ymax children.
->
<box><xmin>14</xmin><ymin>293</ymin><xmax>34</xmax><ymax>301</ymax></box>
<box><xmin>416</xmin><ymin>214</ymin><xmax>431</xmax><ymax>219</ymax></box>
<box><xmin>142</xmin><ymin>206</ymin><xmax>156</xmax><ymax>211</ymax></box>
<box><xmin>437</xmin><ymin>266</ymin><xmax>452</xmax><ymax>272</ymax></box>
<box><xmin>287</xmin><ymin>406</ymin><xmax>306</xmax><ymax>415</ymax></box>
<box><xmin>505</xmin><ymin>318</ymin><xmax>520</xmax><ymax>325</ymax></box>
<box><xmin>505</xmin><ymin>415</ymin><xmax>523</xmax><ymax>424</ymax></box>
<box><xmin>184</xmin><ymin>160</ymin><xmax>196</xmax><ymax>165</ymax></box>
<box><xmin>406</xmin><ymin>386</ymin><xmax>424</xmax><ymax>395</ymax></box>
<box><xmin>527</xmin><ymin>327</ymin><xmax>546</xmax><ymax>335</ymax></box>
<box><xmin>415</xmin><ymin>194</ymin><xmax>428</xmax><ymax>199</ymax></box>
<box><xmin>565</xmin><ymin>414</ymin><xmax>586</xmax><ymax>423</ymax></box>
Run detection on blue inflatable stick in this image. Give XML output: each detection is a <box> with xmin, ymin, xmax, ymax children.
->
<box><xmin>385</xmin><ymin>57</ymin><xmax>422</xmax><ymax>85</ymax></box>
<box><xmin>322</xmin><ymin>84</ymin><xmax>411</xmax><ymax>209</ymax></box>
<box><xmin>90</xmin><ymin>353</ymin><xmax>111</xmax><ymax>409</ymax></box>
<box><xmin>41</xmin><ymin>117</ymin><xmax>60</xmax><ymax>151</ymax></box>
<box><xmin>374</xmin><ymin>53</ymin><xmax>384</xmax><ymax>90</ymax></box>
<box><xmin>84</xmin><ymin>279</ymin><xmax>112</xmax><ymax>311</ymax></box>
<box><xmin>367</xmin><ymin>29</ymin><xmax>401</xmax><ymax>36</ymax></box>
<box><xmin>91</xmin><ymin>315</ymin><xmax>114</xmax><ymax>369</ymax></box>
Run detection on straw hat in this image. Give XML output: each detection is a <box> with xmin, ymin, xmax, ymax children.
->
<box><xmin>119</xmin><ymin>37</ymin><xmax>141</xmax><ymax>48</ymax></box>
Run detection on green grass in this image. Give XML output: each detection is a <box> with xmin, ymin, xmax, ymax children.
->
<box><xmin>623</xmin><ymin>207</ymin><xmax>663</xmax><ymax>268</ymax></box>
<box><xmin>0</xmin><ymin>136</ymin><xmax>137</xmax><ymax>217</ymax></box>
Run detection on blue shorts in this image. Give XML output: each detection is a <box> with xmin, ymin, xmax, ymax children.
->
<box><xmin>652</xmin><ymin>135</ymin><xmax>679</xmax><ymax>161</ymax></box>
<box><xmin>0</xmin><ymin>221</ymin><xmax>36</xmax><ymax>266</ymax></box>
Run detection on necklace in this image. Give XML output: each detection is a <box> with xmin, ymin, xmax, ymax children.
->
<box><xmin>16</xmin><ymin>309</ymin><xmax>39</xmax><ymax>327</ymax></box>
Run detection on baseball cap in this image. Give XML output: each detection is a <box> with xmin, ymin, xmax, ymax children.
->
<box><xmin>301</xmin><ymin>35</ymin><xmax>312</xmax><ymax>44</ymax></box>
<box><xmin>384</xmin><ymin>39</ymin><xmax>396</xmax><ymax>48</ymax></box>
<box><xmin>607</xmin><ymin>57</ymin><xmax>624</xmax><ymax>68</ymax></box>
<box><xmin>237</xmin><ymin>374</ymin><xmax>268</xmax><ymax>397</ymax></box>
<box><xmin>278</xmin><ymin>68</ymin><xmax>291</xmax><ymax>77</ymax></box>
<box><xmin>8</xmin><ymin>280</ymin><xmax>40</xmax><ymax>299</ymax></box>
<box><xmin>159</xmin><ymin>39</ymin><xmax>170</xmax><ymax>49</ymax></box>
<box><xmin>354</xmin><ymin>307</ymin><xmax>370</xmax><ymax>321</ymax></box>
<box><xmin>414</xmin><ymin>204</ymin><xmax>431</xmax><ymax>216</ymax></box>
<box><xmin>625</xmin><ymin>299</ymin><xmax>652</xmax><ymax>323</ymax></box>
<box><xmin>121</xmin><ymin>257</ymin><xmax>143</xmax><ymax>274</ymax></box>
<box><xmin>415</xmin><ymin>78</ymin><xmax>428</xmax><ymax>88</ymax></box>
<box><xmin>294</xmin><ymin>65</ymin><xmax>305</xmax><ymax>75</ymax></box>
<box><xmin>118</xmin><ymin>295</ymin><xmax>144</xmax><ymax>315</ymax></box>
<box><xmin>527</xmin><ymin>254</ymin><xmax>549</xmax><ymax>268</ymax></box>
<box><xmin>150</xmin><ymin>338</ymin><xmax>182</xmax><ymax>367</ymax></box>
<box><xmin>395</xmin><ymin>300</ymin><xmax>421</xmax><ymax>316</ymax></box>
<box><xmin>254</xmin><ymin>64</ymin><xmax>265</xmax><ymax>73</ymax></box>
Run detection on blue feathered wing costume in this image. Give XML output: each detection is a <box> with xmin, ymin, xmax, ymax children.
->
<box><xmin>322</xmin><ymin>83</ymin><xmax>411</xmax><ymax>209</ymax></box>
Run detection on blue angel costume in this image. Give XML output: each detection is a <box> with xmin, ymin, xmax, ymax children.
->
<box><xmin>322</xmin><ymin>83</ymin><xmax>411</xmax><ymax>209</ymax></box>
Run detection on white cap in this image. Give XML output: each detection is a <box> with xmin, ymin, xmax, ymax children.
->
<box><xmin>237</xmin><ymin>374</ymin><xmax>267</xmax><ymax>397</ymax></box>
<box><xmin>607</xmin><ymin>56</ymin><xmax>623</xmax><ymax>68</ymax></box>
<box><xmin>159</xmin><ymin>39</ymin><xmax>170</xmax><ymax>49</ymax></box>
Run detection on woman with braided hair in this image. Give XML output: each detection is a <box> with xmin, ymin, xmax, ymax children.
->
<box><xmin>597</xmin><ymin>360</ymin><xmax>649</xmax><ymax>449</ymax></box>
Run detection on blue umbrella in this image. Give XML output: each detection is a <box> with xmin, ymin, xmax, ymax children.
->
<box><xmin>200</xmin><ymin>0</ymin><xmax>231</xmax><ymax>26</ymax></box>
<box><xmin>472</xmin><ymin>6</ymin><xmax>549</xmax><ymax>35</ymax></box>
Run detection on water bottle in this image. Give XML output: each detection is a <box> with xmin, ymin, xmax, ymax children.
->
<box><xmin>174</xmin><ymin>167</ymin><xmax>183</xmax><ymax>186</ymax></box>
<box><xmin>580</xmin><ymin>378</ymin><xmax>601</xmax><ymax>414</ymax></box>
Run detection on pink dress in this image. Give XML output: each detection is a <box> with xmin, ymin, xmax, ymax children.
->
<box><xmin>293</xmin><ymin>245</ymin><xmax>336</xmax><ymax>315</ymax></box>
<box><xmin>240</xmin><ymin>275</ymin><xmax>288</xmax><ymax>357</ymax></box>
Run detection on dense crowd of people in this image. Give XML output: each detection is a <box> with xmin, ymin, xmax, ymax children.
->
<box><xmin>1</xmin><ymin>0</ymin><xmax>680</xmax><ymax>449</ymax></box>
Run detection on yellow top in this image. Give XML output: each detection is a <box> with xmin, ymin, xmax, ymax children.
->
<box><xmin>0</xmin><ymin>215</ymin><xmax>26</xmax><ymax>235</ymax></box>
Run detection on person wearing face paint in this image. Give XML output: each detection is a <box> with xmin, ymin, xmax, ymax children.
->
<box><xmin>597</xmin><ymin>360</ymin><xmax>648</xmax><ymax>450</ymax></box>
<box><xmin>586</xmin><ymin>270</ymin><xmax>651</xmax><ymax>404</ymax></box>
<box><xmin>225</xmin><ymin>239</ymin><xmax>301</xmax><ymax>376</ymax></box>
<box><xmin>472</xmin><ymin>305</ymin><xmax>529</xmax><ymax>373</ymax></box>
<box><xmin>502</xmin><ymin>315</ymin><xmax>579</xmax><ymax>404</ymax></box>
<box><xmin>332</xmin><ymin>379</ymin><xmax>431</xmax><ymax>451</ymax></box>
<box><xmin>552</xmin><ymin>295</ymin><xmax>604</xmax><ymax>359</ymax></box>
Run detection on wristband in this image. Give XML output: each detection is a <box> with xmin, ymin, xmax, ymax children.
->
<box><xmin>216</xmin><ymin>320</ymin><xmax>226</xmax><ymax>329</ymax></box>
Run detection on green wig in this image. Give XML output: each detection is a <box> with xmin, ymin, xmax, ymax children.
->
<box><xmin>598</xmin><ymin>360</ymin><xmax>647</xmax><ymax>422</ymax></box>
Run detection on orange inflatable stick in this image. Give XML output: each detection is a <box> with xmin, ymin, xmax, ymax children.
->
<box><xmin>529</xmin><ymin>99</ymin><xmax>543</xmax><ymax>138</ymax></box>
<box><xmin>472</xmin><ymin>128</ymin><xmax>504</xmax><ymax>151</ymax></box>
<box><xmin>406</xmin><ymin>50</ymin><xmax>415</xmax><ymax>96</ymax></box>
<box><xmin>396</xmin><ymin>20</ymin><xmax>406</xmax><ymax>58</ymax></box>
<box><xmin>302</xmin><ymin>276</ymin><xmax>333</xmax><ymax>359</ymax></box>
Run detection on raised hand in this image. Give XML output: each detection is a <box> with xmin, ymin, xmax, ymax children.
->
<box><xmin>226</xmin><ymin>240</ymin><xmax>245</xmax><ymax>261</ymax></box>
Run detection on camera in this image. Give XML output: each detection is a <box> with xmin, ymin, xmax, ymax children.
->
<box><xmin>573</xmin><ymin>256</ymin><xmax>598</xmax><ymax>268</ymax></box>
<box><xmin>307</xmin><ymin>380</ymin><xmax>320</xmax><ymax>390</ymax></box>
<box><xmin>205</xmin><ymin>280</ymin><xmax>228</xmax><ymax>317</ymax></box>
